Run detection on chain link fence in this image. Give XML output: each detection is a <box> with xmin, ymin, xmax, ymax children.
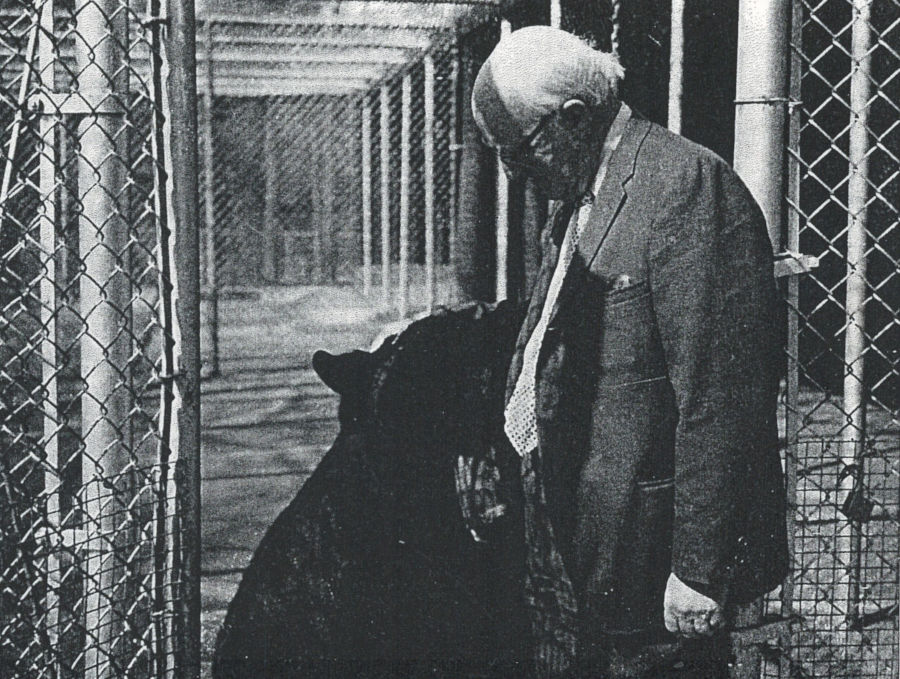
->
<box><xmin>197</xmin><ymin>14</ymin><xmax>465</xmax><ymax>294</ymax></box>
<box><xmin>197</xmin><ymin>2</ymin><xmax>897</xmax><ymax>677</ymax></box>
<box><xmin>0</xmin><ymin>0</ymin><xmax>197</xmax><ymax>676</ymax></box>
<box><xmin>3</xmin><ymin>0</ymin><xmax>886</xmax><ymax>677</ymax></box>
<box><xmin>768</xmin><ymin>0</ymin><xmax>899</xmax><ymax>677</ymax></box>
<box><xmin>196</xmin><ymin>10</ymin><xmax>482</xmax><ymax>375</ymax></box>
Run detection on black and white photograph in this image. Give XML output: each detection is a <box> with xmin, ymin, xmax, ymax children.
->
<box><xmin>0</xmin><ymin>0</ymin><xmax>897</xmax><ymax>677</ymax></box>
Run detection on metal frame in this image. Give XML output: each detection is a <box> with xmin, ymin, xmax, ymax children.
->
<box><xmin>399</xmin><ymin>72</ymin><xmax>411</xmax><ymax>317</ymax></box>
<box><xmin>381</xmin><ymin>83</ymin><xmax>391</xmax><ymax>307</ymax></box>
<box><xmin>362</xmin><ymin>96</ymin><xmax>374</xmax><ymax>296</ymax></box>
<box><xmin>166</xmin><ymin>0</ymin><xmax>202</xmax><ymax>673</ymax></box>
<box><xmin>423</xmin><ymin>54</ymin><xmax>436</xmax><ymax>311</ymax></box>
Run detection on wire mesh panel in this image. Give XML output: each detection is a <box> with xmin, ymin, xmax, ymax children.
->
<box><xmin>773</xmin><ymin>0</ymin><xmax>899</xmax><ymax>676</ymax></box>
<box><xmin>0</xmin><ymin>0</ymin><xmax>196</xmax><ymax>677</ymax></box>
<box><xmin>198</xmin><ymin>14</ymin><xmax>464</xmax><ymax>306</ymax></box>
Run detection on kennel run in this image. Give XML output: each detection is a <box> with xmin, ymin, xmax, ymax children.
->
<box><xmin>1</xmin><ymin>0</ymin><xmax>897</xmax><ymax>677</ymax></box>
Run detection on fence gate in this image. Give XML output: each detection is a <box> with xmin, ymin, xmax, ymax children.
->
<box><xmin>0</xmin><ymin>0</ymin><xmax>200</xmax><ymax>677</ymax></box>
<box><xmin>773</xmin><ymin>0</ymin><xmax>899</xmax><ymax>677</ymax></box>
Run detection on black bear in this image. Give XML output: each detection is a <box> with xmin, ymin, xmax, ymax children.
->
<box><xmin>212</xmin><ymin>301</ymin><xmax>528</xmax><ymax>679</ymax></box>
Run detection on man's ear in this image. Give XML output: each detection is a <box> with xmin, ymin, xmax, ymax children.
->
<box><xmin>559</xmin><ymin>98</ymin><xmax>588</xmax><ymax>129</ymax></box>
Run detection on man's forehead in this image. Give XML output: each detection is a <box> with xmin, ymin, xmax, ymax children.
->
<box><xmin>472</xmin><ymin>60</ymin><xmax>532</xmax><ymax>147</ymax></box>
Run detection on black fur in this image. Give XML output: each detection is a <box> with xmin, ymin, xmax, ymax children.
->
<box><xmin>212</xmin><ymin>302</ymin><xmax>527</xmax><ymax>679</ymax></box>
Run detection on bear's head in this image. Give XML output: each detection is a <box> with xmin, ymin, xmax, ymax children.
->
<box><xmin>313</xmin><ymin>301</ymin><xmax>521</xmax><ymax>465</ymax></box>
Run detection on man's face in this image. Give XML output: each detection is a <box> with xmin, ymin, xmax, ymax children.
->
<box><xmin>492</xmin><ymin>108</ymin><xmax>592</xmax><ymax>202</ymax></box>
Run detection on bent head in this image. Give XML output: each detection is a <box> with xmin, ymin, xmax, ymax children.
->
<box><xmin>472</xmin><ymin>26</ymin><xmax>623</xmax><ymax>201</ymax></box>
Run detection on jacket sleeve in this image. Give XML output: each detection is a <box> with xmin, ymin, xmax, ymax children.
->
<box><xmin>646</xmin><ymin>153</ymin><xmax>781</xmax><ymax>599</ymax></box>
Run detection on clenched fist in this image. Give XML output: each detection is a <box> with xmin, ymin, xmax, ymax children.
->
<box><xmin>663</xmin><ymin>573</ymin><xmax>725</xmax><ymax>638</ymax></box>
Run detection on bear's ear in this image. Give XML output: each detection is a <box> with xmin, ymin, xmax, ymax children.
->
<box><xmin>312</xmin><ymin>349</ymin><xmax>373</xmax><ymax>395</ymax></box>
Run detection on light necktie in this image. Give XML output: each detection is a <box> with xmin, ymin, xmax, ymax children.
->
<box><xmin>504</xmin><ymin>103</ymin><xmax>631</xmax><ymax>457</ymax></box>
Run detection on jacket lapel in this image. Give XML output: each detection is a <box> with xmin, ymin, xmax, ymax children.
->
<box><xmin>545</xmin><ymin>116</ymin><xmax>652</xmax><ymax>327</ymax></box>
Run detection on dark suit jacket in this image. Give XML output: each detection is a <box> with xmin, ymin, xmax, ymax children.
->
<box><xmin>506</xmin><ymin>110</ymin><xmax>789</xmax><ymax>640</ymax></box>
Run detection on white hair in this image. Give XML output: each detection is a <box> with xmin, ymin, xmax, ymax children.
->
<box><xmin>480</xmin><ymin>26</ymin><xmax>624</xmax><ymax>134</ymax></box>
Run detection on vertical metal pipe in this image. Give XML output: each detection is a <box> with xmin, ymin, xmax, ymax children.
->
<box><xmin>380</xmin><ymin>84</ymin><xmax>391</xmax><ymax>307</ymax></box>
<box><xmin>263</xmin><ymin>100</ymin><xmax>279</xmax><ymax>282</ymax></box>
<box><xmin>781</xmin><ymin>0</ymin><xmax>802</xmax><ymax>673</ymax></box>
<box><xmin>424</xmin><ymin>55</ymin><xmax>435</xmax><ymax>312</ymax></box>
<box><xmin>667</xmin><ymin>0</ymin><xmax>685</xmax><ymax>134</ymax></box>
<box><xmin>399</xmin><ymin>73</ymin><xmax>411</xmax><ymax>317</ymax></box>
<box><xmin>200</xmin><ymin>19</ymin><xmax>218</xmax><ymax>377</ymax></box>
<box><xmin>734</xmin><ymin>0</ymin><xmax>791</xmax><ymax>250</ymax></box>
<box><xmin>550</xmin><ymin>0</ymin><xmax>561</xmax><ymax>28</ymax></box>
<box><xmin>610</xmin><ymin>0</ymin><xmax>621</xmax><ymax>58</ymax></box>
<box><xmin>732</xmin><ymin>2</ymin><xmax>790</xmax><ymax>674</ymax></box>
<box><xmin>313</xmin><ymin>147</ymin><xmax>326</xmax><ymax>284</ymax></box>
<box><xmin>362</xmin><ymin>96</ymin><xmax>373</xmax><ymax>297</ymax></box>
<box><xmin>495</xmin><ymin>20</ymin><xmax>511</xmax><ymax>302</ymax></box>
<box><xmin>147</xmin><ymin>0</ymin><xmax>181</xmax><ymax>669</ymax></box>
<box><xmin>58</xmin><ymin>119</ymin><xmax>69</xmax><ymax>286</ymax></box>
<box><xmin>74</xmin><ymin>0</ymin><xmax>129</xmax><ymax>673</ymax></box>
<box><xmin>164</xmin><ymin>0</ymin><xmax>201</xmax><ymax>672</ymax></box>
<box><xmin>37</xmin><ymin>0</ymin><xmax>60</xmax><ymax>665</ymax></box>
<box><xmin>323</xmin><ymin>137</ymin><xmax>336</xmax><ymax>283</ymax></box>
<box><xmin>841</xmin><ymin>0</ymin><xmax>872</xmax><ymax>625</ymax></box>
<box><xmin>449</xmin><ymin>44</ymin><xmax>460</xmax><ymax>304</ymax></box>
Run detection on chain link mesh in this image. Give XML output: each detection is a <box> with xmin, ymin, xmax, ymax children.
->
<box><xmin>1</xmin><ymin>0</ymin><xmax>186</xmax><ymax>676</ymax></box>
<box><xmin>198</xmin><ymin>18</ymin><xmax>462</xmax><ymax>298</ymax></box>
<box><xmin>43</xmin><ymin>0</ymin><xmax>889</xmax><ymax>676</ymax></box>
<box><xmin>770</xmin><ymin>0</ymin><xmax>899</xmax><ymax>677</ymax></box>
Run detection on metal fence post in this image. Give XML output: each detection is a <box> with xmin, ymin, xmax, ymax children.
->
<box><xmin>733</xmin><ymin>2</ymin><xmax>791</xmax><ymax>676</ymax></box>
<box><xmin>263</xmin><ymin>100</ymin><xmax>280</xmax><ymax>282</ymax></box>
<box><xmin>424</xmin><ymin>55</ymin><xmax>435</xmax><ymax>312</ymax></box>
<box><xmin>399</xmin><ymin>72</ymin><xmax>411</xmax><ymax>317</ymax></box>
<box><xmin>362</xmin><ymin>96</ymin><xmax>373</xmax><ymax>296</ymax></box>
<box><xmin>380</xmin><ymin>84</ymin><xmax>391</xmax><ymax>307</ymax></box>
<box><xmin>74</xmin><ymin>0</ymin><xmax>130</xmax><ymax>673</ymax></box>
<box><xmin>449</xmin><ymin>43</ymin><xmax>460</xmax><ymax>304</ymax></box>
<box><xmin>313</xmin><ymin>145</ymin><xmax>330</xmax><ymax>284</ymax></box>
<box><xmin>200</xmin><ymin>19</ymin><xmax>219</xmax><ymax>378</ymax></box>
<box><xmin>550</xmin><ymin>0</ymin><xmax>561</xmax><ymax>29</ymax></box>
<box><xmin>667</xmin><ymin>0</ymin><xmax>684</xmax><ymax>134</ymax></box>
<box><xmin>781</xmin><ymin>1</ymin><xmax>803</xmax><ymax>676</ymax></box>
<box><xmin>840</xmin><ymin>0</ymin><xmax>872</xmax><ymax>626</ymax></box>
<box><xmin>37</xmin><ymin>1</ymin><xmax>61</xmax><ymax>668</ymax></box>
<box><xmin>495</xmin><ymin>20</ymin><xmax>511</xmax><ymax>302</ymax></box>
<box><xmin>165</xmin><ymin>0</ymin><xmax>202</xmax><ymax>673</ymax></box>
<box><xmin>734</xmin><ymin>0</ymin><xmax>790</xmax><ymax>251</ymax></box>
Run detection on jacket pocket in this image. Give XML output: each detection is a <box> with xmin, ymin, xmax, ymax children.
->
<box><xmin>596</xmin><ymin>287</ymin><xmax>664</xmax><ymax>382</ymax></box>
<box><xmin>611</xmin><ymin>480</ymin><xmax>674</xmax><ymax>632</ymax></box>
<box><xmin>604</xmin><ymin>280</ymin><xmax>650</xmax><ymax>308</ymax></box>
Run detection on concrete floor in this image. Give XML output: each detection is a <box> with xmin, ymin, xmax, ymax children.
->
<box><xmin>199</xmin><ymin>285</ymin><xmax>392</xmax><ymax>675</ymax></box>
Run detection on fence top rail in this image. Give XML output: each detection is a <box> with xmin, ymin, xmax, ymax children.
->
<box><xmin>200</xmin><ymin>0</ymin><xmax>490</xmax><ymax>30</ymax></box>
<box><xmin>196</xmin><ymin>45</ymin><xmax>416</xmax><ymax>64</ymax></box>
<box><xmin>199</xmin><ymin>78</ymin><xmax>370</xmax><ymax>96</ymax></box>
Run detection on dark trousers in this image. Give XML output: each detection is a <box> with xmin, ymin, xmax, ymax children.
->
<box><xmin>577</xmin><ymin>631</ymin><xmax>732</xmax><ymax>679</ymax></box>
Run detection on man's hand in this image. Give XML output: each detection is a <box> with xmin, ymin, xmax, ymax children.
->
<box><xmin>663</xmin><ymin>573</ymin><xmax>725</xmax><ymax>638</ymax></box>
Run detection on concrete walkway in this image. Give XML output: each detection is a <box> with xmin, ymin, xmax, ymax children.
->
<box><xmin>199</xmin><ymin>285</ymin><xmax>389</xmax><ymax>675</ymax></box>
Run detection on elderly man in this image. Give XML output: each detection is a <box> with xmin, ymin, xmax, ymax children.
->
<box><xmin>470</xmin><ymin>26</ymin><xmax>789</xmax><ymax>678</ymax></box>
